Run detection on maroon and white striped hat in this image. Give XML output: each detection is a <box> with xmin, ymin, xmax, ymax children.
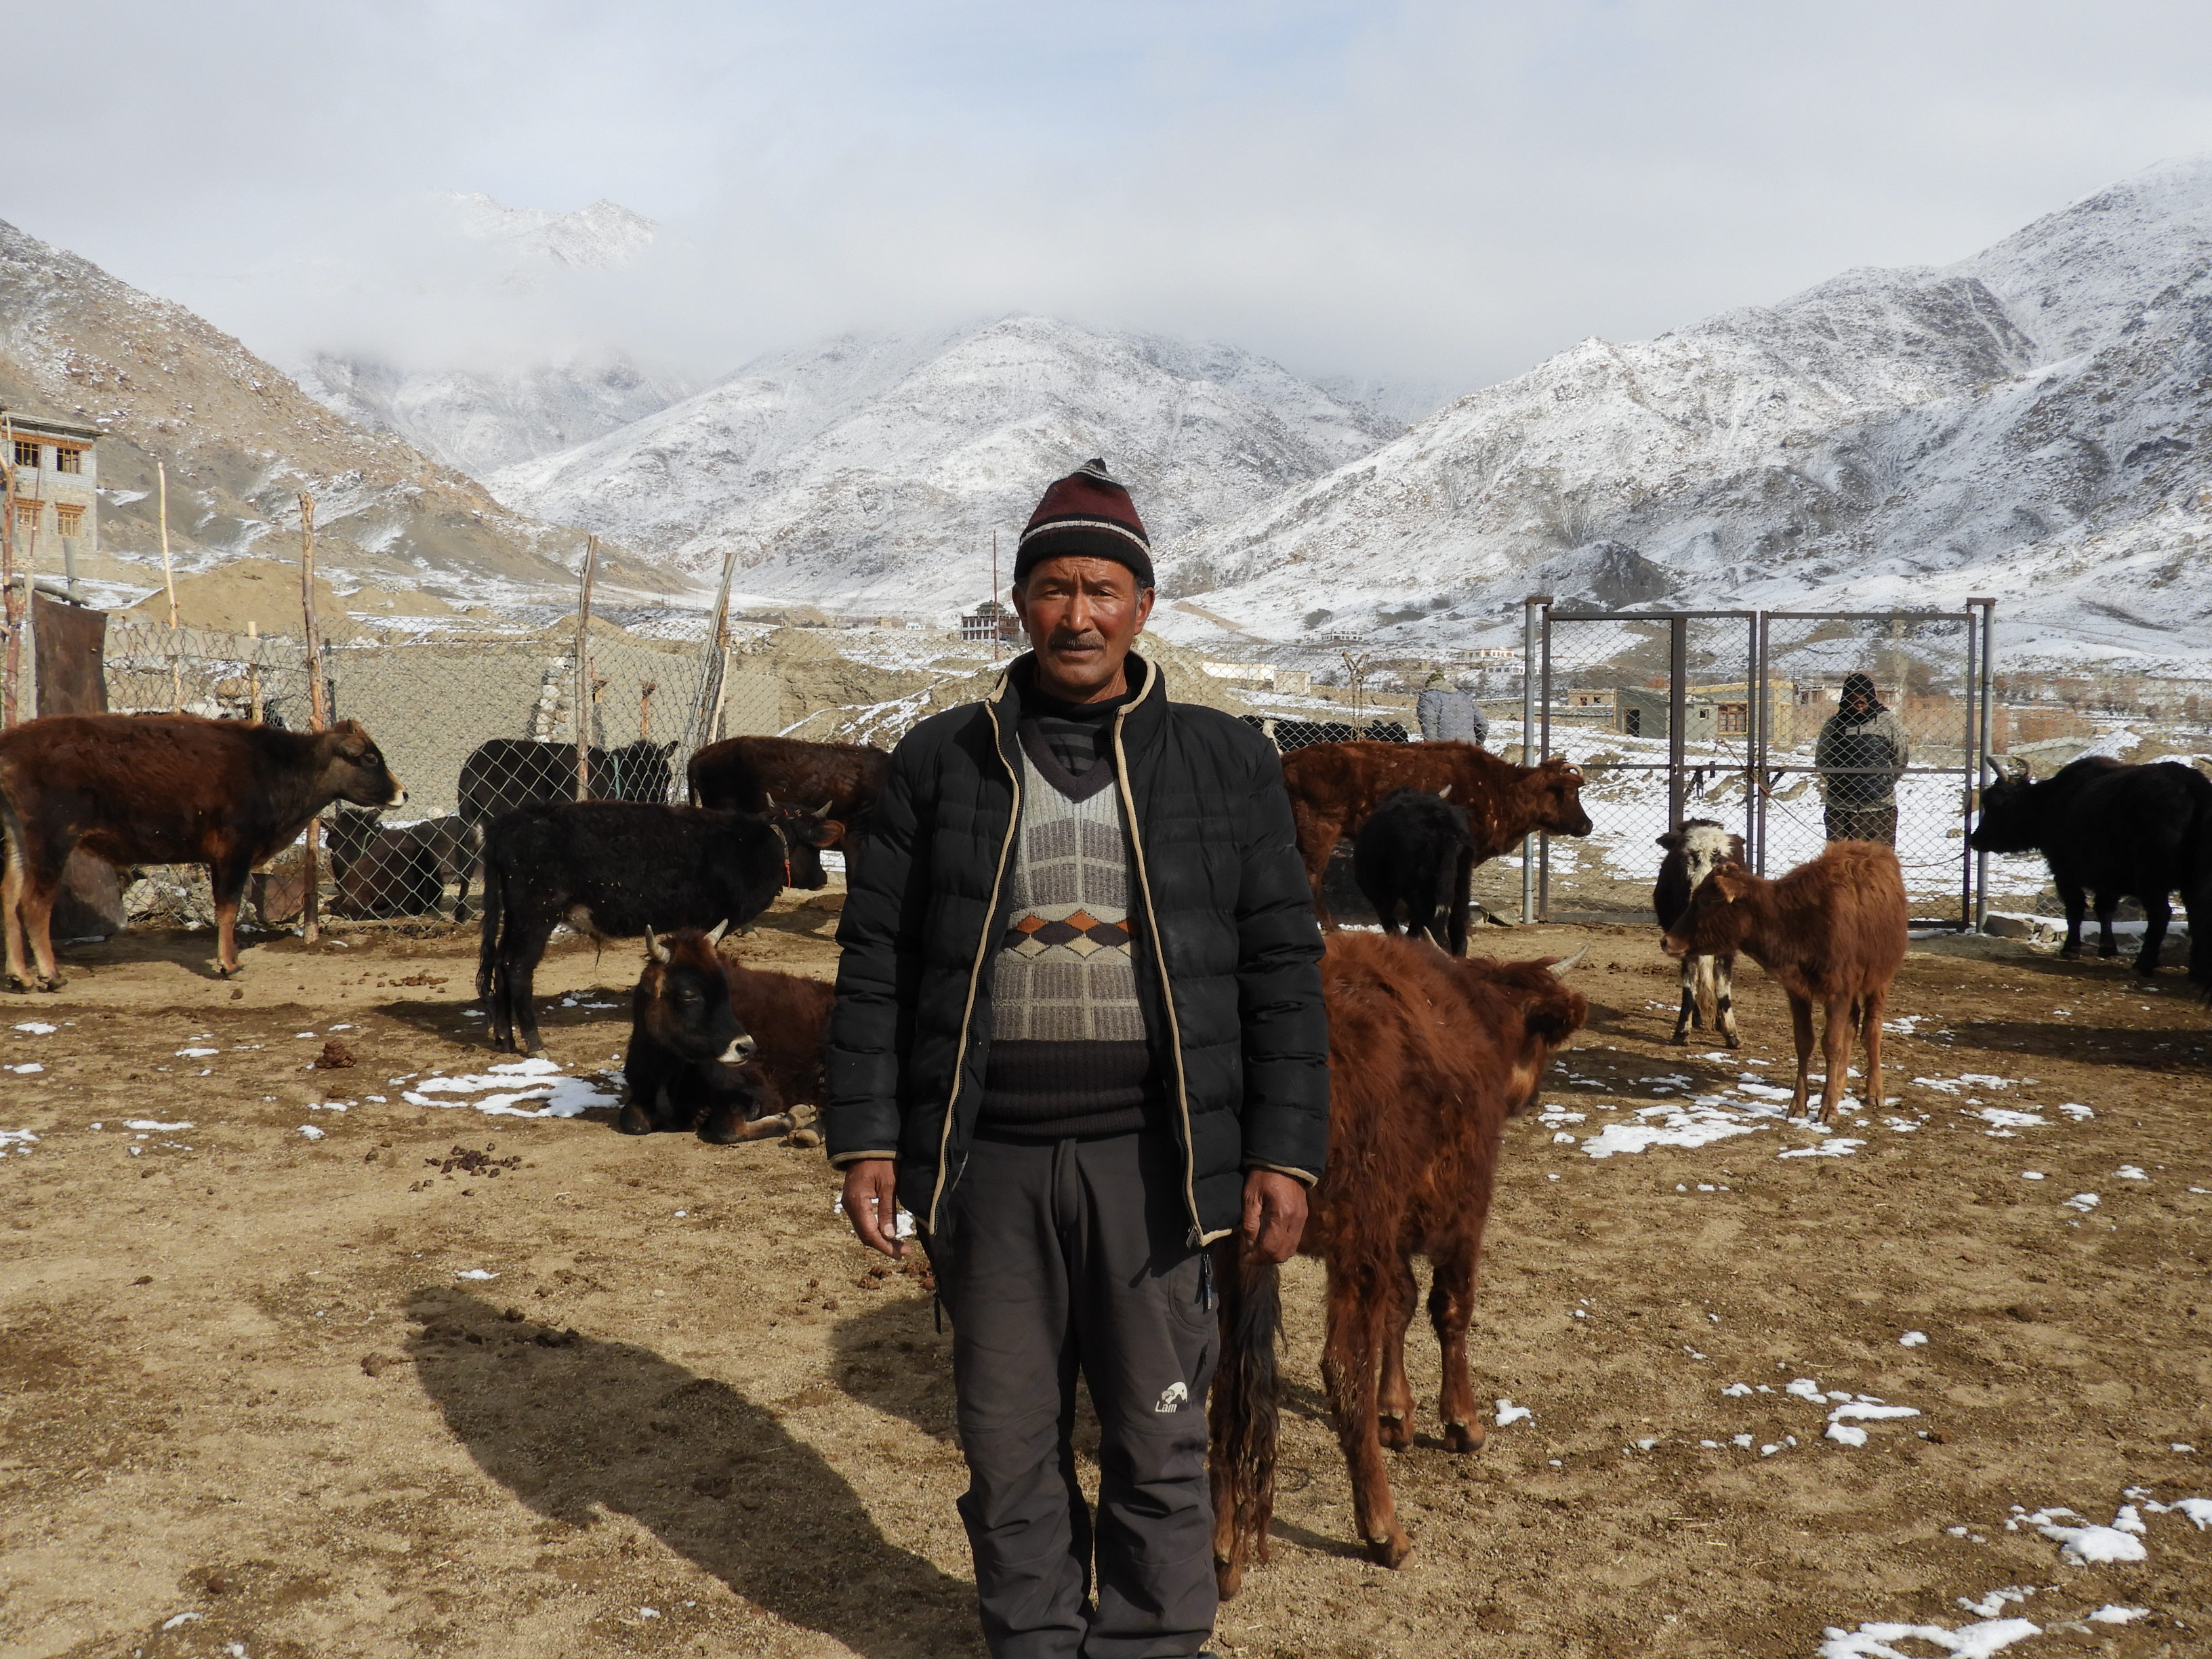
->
<box><xmin>1012</xmin><ymin>458</ymin><xmax>1153</xmax><ymax>588</ymax></box>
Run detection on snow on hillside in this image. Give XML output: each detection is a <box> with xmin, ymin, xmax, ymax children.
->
<box><xmin>298</xmin><ymin>350</ymin><xmax>690</xmax><ymax>477</ymax></box>
<box><xmin>1153</xmin><ymin>157</ymin><xmax>2212</xmax><ymax>670</ymax></box>
<box><xmin>447</xmin><ymin>192</ymin><xmax>657</xmax><ymax>269</ymax></box>
<box><xmin>485</xmin><ymin>316</ymin><xmax>1402</xmax><ymax>613</ymax></box>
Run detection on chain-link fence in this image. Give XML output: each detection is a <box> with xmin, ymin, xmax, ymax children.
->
<box><xmin>98</xmin><ymin>619</ymin><xmax>787</xmax><ymax>933</ymax></box>
<box><xmin>1530</xmin><ymin>604</ymin><xmax>1994</xmax><ymax>928</ymax></box>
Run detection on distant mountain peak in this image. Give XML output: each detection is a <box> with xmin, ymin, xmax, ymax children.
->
<box><xmin>445</xmin><ymin>192</ymin><xmax>657</xmax><ymax>268</ymax></box>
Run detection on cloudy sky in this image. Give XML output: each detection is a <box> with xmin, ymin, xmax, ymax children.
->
<box><xmin>20</xmin><ymin>1</ymin><xmax>2212</xmax><ymax>396</ymax></box>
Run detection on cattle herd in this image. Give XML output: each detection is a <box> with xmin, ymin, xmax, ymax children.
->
<box><xmin>1</xmin><ymin>699</ymin><xmax>2208</xmax><ymax>1590</ymax></box>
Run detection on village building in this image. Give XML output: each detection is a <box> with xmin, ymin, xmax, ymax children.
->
<box><xmin>5</xmin><ymin>408</ymin><xmax>100</xmax><ymax>590</ymax></box>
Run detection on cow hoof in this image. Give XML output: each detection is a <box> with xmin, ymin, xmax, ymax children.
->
<box><xmin>36</xmin><ymin>976</ymin><xmax>64</xmax><ymax>994</ymax></box>
<box><xmin>1377</xmin><ymin>1412</ymin><xmax>1412</xmax><ymax>1451</ymax></box>
<box><xmin>1666</xmin><ymin>1031</ymin><xmax>1689</xmax><ymax>1046</ymax></box>
<box><xmin>1722</xmin><ymin>1033</ymin><xmax>1742</xmax><ymax>1050</ymax></box>
<box><xmin>703</xmin><ymin>1112</ymin><xmax>794</xmax><ymax>1145</ymax></box>
<box><xmin>1365</xmin><ymin>1533</ymin><xmax>1413</xmax><ymax>1570</ymax></box>
<box><xmin>1443</xmin><ymin>1421</ymin><xmax>1486</xmax><ymax>1455</ymax></box>
<box><xmin>617</xmin><ymin>1105</ymin><xmax>656</xmax><ymax>1136</ymax></box>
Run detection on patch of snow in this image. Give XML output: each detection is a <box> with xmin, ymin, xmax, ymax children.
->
<box><xmin>402</xmin><ymin>1056</ymin><xmax>617</xmax><ymax>1118</ymax></box>
<box><xmin>2024</xmin><ymin>1507</ymin><xmax>2147</xmax><ymax>1564</ymax></box>
<box><xmin>1494</xmin><ymin>1399</ymin><xmax>1533</xmax><ymax>1427</ymax></box>
<box><xmin>1900</xmin><ymin>1330</ymin><xmax>1929</xmax><ymax>1348</ymax></box>
<box><xmin>124</xmin><ymin>1119</ymin><xmax>193</xmax><ymax>1131</ymax></box>
<box><xmin>2063</xmin><ymin>1193</ymin><xmax>2100</xmax><ymax>1213</ymax></box>
<box><xmin>1816</xmin><ymin>1617</ymin><xmax>2041</xmax><ymax>1659</ymax></box>
<box><xmin>1778</xmin><ymin>1139</ymin><xmax>1864</xmax><ymax>1158</ymax></box>
<box><xmin>13</xmin><ymin>1021</ymin><xmax>56</xmax><ymax>1034</ymax></box>
<box><xmin>455</xmin><ymin>1268</ymin><xmax>499</xmax><ymax>1281</ymax></box>
<box><xmin>297</xmin><ymin>1125</ymin><xmax>325</xmax><ymax>1141</ymax></box>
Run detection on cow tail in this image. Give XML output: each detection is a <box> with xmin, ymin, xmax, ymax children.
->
<box><xmin>1207</xmin><ymin>1231</ymin><xmax>1281</xmax><ymax>1600</ymax></box>
<box><xmin>475</xmin><ymin>847</ymin><xmax>504</xmax><ymax>1007</ymax></box>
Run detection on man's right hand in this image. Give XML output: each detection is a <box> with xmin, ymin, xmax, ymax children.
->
<box><xmin>840</xmin><ymin>1159</ymin><xmax>908</xmax><ymax>1259</ymax></box>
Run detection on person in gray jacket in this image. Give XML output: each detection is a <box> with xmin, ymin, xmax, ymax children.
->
<box><xmin>1414</xmin><ymin>672</ymin><xmax>1488</xmax><ymax>745</ymax></box>
<box><xmin>1816</xmin><ymin>672</ymin><xmax>1912</xmax><ymax>845</ymax></box>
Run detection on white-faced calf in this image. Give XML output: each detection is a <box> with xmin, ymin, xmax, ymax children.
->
<box><xmin>1662</xmin><ymin>840</ymin><xmax>1908</xmax><ymax>1122</ymax></box>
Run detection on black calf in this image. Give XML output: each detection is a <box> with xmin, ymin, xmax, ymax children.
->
<box><xmin>477</xmin><ymin>799</ymin><xmax>787</xmax><ymax>1052</ymax></box>
<box><xmin>1352</xmin><ymin>787</ymin><xmax>1475</xmax><ymax>954</ymax></box>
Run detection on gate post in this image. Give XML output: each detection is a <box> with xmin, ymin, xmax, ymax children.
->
<box><xmin>1522</xmin><ymin>595</ymin><xmax>1549</xmax><ymax>923</ymax></box>
<box><xmin>1666</xmin><ymin>615</ymin><xmax>1688</xmax><ymax>832</ymax></box>
<box><xmin>1753</xmin><ymin>611</ymin><xmax>1770</xmax><ymax>876</ymax></box>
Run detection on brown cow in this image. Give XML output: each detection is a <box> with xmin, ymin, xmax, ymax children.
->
<box><xmin>1281</xmin><ymin>740</ymin><xmax>1593</xmax><ymax>926</ymax></box>
<box><xmin>0</xmin><ymin>714</ymin><xmax>405</xmax><ymax>988</ymax></box>
<box><xmin>1208</xmin><ymin>933</ymin><xmax>1589</xmax><ymax>1591</ymax></box>
<box><xmin>1662</xmin><ymin>840</ymin><xmax>1908</xmax><ymax>1123</ymax></box>
<box><xmin>688</xmin><ymin>735</ymin><xmax>885</xmax><ymax>826</ymax></box>
<box><xmin>621</xmin><ymin>924</ymin><xmax>835</xmax><ymax>1143</ymax></box>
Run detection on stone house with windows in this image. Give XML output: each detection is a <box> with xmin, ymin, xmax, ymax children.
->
<box><xmin>5</xmin><ymin>409</ymin><xmax>99</xmax><ymax>567</ymax></box>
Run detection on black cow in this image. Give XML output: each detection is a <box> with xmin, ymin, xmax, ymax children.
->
<box><xmin>1969</xmin><ymin>756</ymin><xmax>2212</xmax><ymax>989</ymax></box>
<box><xmin>476</xmin><ymin>800</ymin><xmax>787</xmax><ymax>1052</ymax></box>
<box><xmin>457</xmin><ymin>738</ymin><xmax>678</xmax><ymax>831</ymax></box>
<box><xmin>1351</xmin><ymin>787</ymin><xmax>1474</xmax><ymax>954</ymax></box>
<box><xmin>327</xmin><ymin>808</ymin><xmax>474</xmax><ymax>921</ymax></box>
<box><xmin>622</xmin><ymin>924</ymin><xmax>836</xmax><ymax>1144</ymax></box>
<box><xmin>1654</xmin><ymin>818</ymin><xmax>1744</xmax><ymax>1046</ymax></box>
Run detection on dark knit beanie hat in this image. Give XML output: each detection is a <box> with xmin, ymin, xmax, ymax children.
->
<box><xmin>1012</xmin><ymin>459</ymin><xmax>1153</xmax><ymax>588</ymax></box>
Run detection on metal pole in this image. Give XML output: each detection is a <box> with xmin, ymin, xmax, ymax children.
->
<box><xmin>1</xmin><ymin>419</ymin><xmax>17</xmax><ymax>729</ymax></box>
<box><xmin>1520</xmin><ymin>596</ymin><xmax>1544</xmax><ymax>923</ymax></box>
<box><xmin>1667</xmin><ymin>615</ymin><xmax>1687</xmax><ymax>832</ymax></box>
<box><xmin>1753</xmin><ymin>611</ymin><xmax>1770</xmax><ymax>876</ymax></box>
<box><xmin>1961</xmin><ymin>609</ymin><xmax>1978</xmax><ymax>932</ymax></box>
<box><xmin>575</xmin><ymin>535</ymin><xmax>599</xmax><ymax>800</ymax></box>
<box><xmin>1971</xmin><ymin>597</ymin><xmax>1995</xmax><ymax>933</ymax></box>
<box><xmin>1745</xmin><ymin>611</ymin><xmax>1762</xmax><ymax>873</ymax></box>
<box><xmin>1538</xmin><ymin>600</ymin><xmax>1555</xmax><ymax>922</ymax></box>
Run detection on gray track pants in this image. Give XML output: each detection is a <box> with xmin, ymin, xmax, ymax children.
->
<box><xmin>934</xmin><ymin>1129</ymin><xmax>1219</xmax><ymax>1659</ymax></box>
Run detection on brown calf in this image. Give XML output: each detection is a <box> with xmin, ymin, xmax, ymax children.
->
<box><xmin>1662</xmin><ymin>840</ymin><xmax>1908</xmax><ymax>1123</ymax></box>
<box><xmin>1280</xmin><ymin>740</ymin><xmax>1592</xmax><ymax>926</ymax></box>
<box><xmin>688</xmin><ymin>736</ymin><xmax>885</xmax><ymax>829</ymax></box>
<box><xmin>0</xmin><ymin>714</ymin><xmax>404</xmax><ymax>988</ymax></box>
<box><xmin>1209</xmin><ymin>933</ymin><xmax>1589</xmax><ymax>1591</ymax></box>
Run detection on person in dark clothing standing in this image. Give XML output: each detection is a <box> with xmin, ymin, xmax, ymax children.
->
<box><xmin>1816</xmin><ymin>671</ymin><xmax>1912</xmax><ymax>845</ymax></box>
<box><xmin>825</xmin><ymin>459</ymin><xmax>1330</xmax><ymax>1659</ymax></box>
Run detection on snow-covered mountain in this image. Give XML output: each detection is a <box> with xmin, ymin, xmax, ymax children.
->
<box><xmin>296</xmin><ymin>350</ymin><xmax>690</xmax><ymax>477</ymax></box>
<box><xmin>1155</xmin><ymin>157</ymin><xmax>2212</xmax><ymax>670</ymax></box>
<box><xmin>486</xmin><ymin>316</ymin><xmax>1402</xmax><ymax>611</ymax></box>
<box><xmin>292</xmin><ymin>194</ymin><xmax>689</xmax><ymax>476</ymax></box>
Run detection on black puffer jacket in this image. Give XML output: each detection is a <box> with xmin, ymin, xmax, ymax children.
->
<box><xmin>824</xmin><ymin>653</ymin><xmax>1329</xmax><ymax>1244</ymax></box>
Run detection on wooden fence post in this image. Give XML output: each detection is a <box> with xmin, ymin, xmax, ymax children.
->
<box><xmin>0</xmin><ymin>418</ymin><xmax>17</xmax><ymax>729</ymax></box>
<box><xmin>300</xmin><ymin>492</ymin><xmax>325</xmax><ymax>943</ymax></box>
<box><xmin>574</xmin><ymin>534</ymin><xmax>598</xmax><ymax>800</ymax></box>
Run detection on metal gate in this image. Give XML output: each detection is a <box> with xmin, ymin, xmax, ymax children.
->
<box><xmin>1524</xmin><ymin>598</ymin><xmax>1996</xmax><ymax>928</ymax></box>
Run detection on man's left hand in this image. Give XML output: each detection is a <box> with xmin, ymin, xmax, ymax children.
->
<box><xmin>1240</xmin><ymin>1169</ymin><xmax>1308</xmax><ymax>1265</ymax></box>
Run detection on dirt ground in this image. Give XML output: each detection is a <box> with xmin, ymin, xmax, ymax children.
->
<box><xmin>3</xmin><ymin>891</ymin><xmax>2209</xmax><ymax>1659</ymax></box>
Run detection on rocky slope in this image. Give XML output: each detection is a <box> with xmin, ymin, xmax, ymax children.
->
<box><xmin>1155</xmin><ymin>157</ymin><xmax>2212</xmax><ymax>670</ymax></box>
<box><xmin>486</xmin><ymin>316</ymin><xmax>1401</xmax><ymax>612</ymax></box>
<box><xmin>0</xmin><ymin>218</ymin><xmax>663</xmax><ymax>602</ymax></box>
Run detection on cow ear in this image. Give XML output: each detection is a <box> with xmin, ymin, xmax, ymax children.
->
<box><xmin>705</xmin><ymin>919</ymin><xmax>730</xmax><ymax>946</ymax></box>
<box><xmin>1657</xmin><ymin>831</ymin><xmax>1683</xmax><ymax>850</ymax></box>
<box><xmin>819</xmin><ymin>819</ymin><xmax>846</xmax><ymax>846</ymax></box>
<box><xmin>646</xmin><ymin>927</ymin><xmax>670</xmax><ymax>964</ymax></box>
<box><xmin>1711</xmin><ymin>867</ymin><xmax>1750</xmax><ymax>903</ymax></box>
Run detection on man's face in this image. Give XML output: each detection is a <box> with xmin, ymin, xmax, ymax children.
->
<box><xmin>1012</xmin><ymin>556</ymin><xmax>1155</xmax><ymax>703</ymax></box>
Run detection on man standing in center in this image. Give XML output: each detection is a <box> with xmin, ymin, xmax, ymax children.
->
<box><xmin>825</xmin><ymin>459</ymin><xmax>1330</xmax><ymax>1659</ymax></box>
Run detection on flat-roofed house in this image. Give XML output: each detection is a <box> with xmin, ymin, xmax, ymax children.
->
<box><xmin>5</xmin><ymin>409</ymin><xmax>100</xmax><ymax>586</ymax></box>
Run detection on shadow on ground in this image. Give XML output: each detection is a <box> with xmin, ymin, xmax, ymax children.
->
<box><xmin>408</xmin><ymin>1286</ymin><xmax>974</xmax><ymax>1657</ymax></box>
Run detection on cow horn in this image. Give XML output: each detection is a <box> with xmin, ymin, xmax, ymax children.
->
<box><xmin>815</xmin><ymin>799</ymin><xmax>834</xmax><ymax>817</ymax></box>
<box><xmin>705</xmin><ymin>918</ymin><xmax>730</xmax><ymax>946</ymax></box>
<box><xmin>1981</xmin><ymin>756</ymin><xmax>2002</xmax><ymax>784</ymax></box>
<box><xmin>2003</xmin><ymin>756</ymin><xmax>2032</xmax><ymax>781</ymax></box>
<box><xmin>1437</xmin><ymin>783</ymin><xmax>1452</xmax><ymax>800</ymax></box>
<box><xmin>645</xmin><ymin>927</ymin><xmax>670</xmax><ymax>965</ymax></box>
<box><xmin>1546</xmin><ymin>947</ymin><xmax>1588</xmax><ymax>978</ymax></box>
<box><xmin>764</xmin><ymin>791</ymin><xmax>779</xmax><ymax>808</ymax></box>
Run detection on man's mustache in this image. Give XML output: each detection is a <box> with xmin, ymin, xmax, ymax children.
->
<box><xmin>1048</xmin><ymin>629</ymin><xmax>1106</xmax><ymax>650</ymax></box>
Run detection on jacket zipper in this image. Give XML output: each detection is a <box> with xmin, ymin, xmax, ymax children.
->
<box><xmin>926</xmin><ymin>679</ymin><xmax>1024</xmax><ymax>1235</ymax></box>
<box><xmin>1111</xmin><ymin>679</ymin><xmax>1214</xmax><ymax>1247</ymax></box>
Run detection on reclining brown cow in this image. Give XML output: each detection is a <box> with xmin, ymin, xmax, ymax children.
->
<box><xmin>623</xmin><ymin>924</ymin><xmax>835</xmax><ymax>1143</ymax></box>
<box><xmin>0</xmin><ymin>713</ymin><xmax>405</xmax><ymax>989</ymax></box>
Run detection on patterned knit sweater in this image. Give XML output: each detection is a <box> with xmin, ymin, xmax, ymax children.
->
<box><xmin>979</xmin><ymin>716</ymin><xmax>1155</xmax><ymax>1139</ymax></box>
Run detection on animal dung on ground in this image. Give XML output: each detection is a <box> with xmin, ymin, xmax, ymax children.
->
<box><xmin>312</xmin><ymin>1040</ymin><xmax>357</xmax><ymax>1070</ymax></box>
<box><xmin>426</xmin><ymin>1144</ymin><xmax>523</xmax><ymax>1178</ymax></box>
